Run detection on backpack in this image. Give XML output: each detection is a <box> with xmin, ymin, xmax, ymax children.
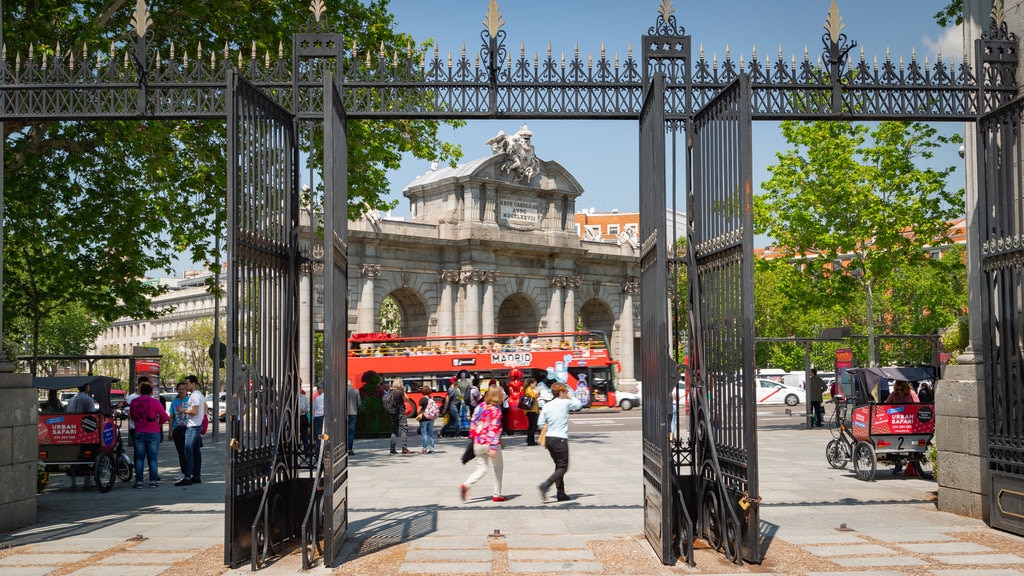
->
<box><xmin>423</xmin><ymin>397</ymin><xmax>440</xmax><ymax>420</ymax></box>
<box><xmin>382</xmin><ymin>390</ymin><xmax>399</xmax><ymax>415</ymax></box>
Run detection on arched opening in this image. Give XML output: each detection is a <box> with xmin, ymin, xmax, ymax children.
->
<box><xmin>383</xmin><ymin>288</ymin><xmax>429</xmax><ymax>337</ymax></box>
<box><xmin>496</xmin><ymin>292</ymin><xmax>540</xmax><ymax>335</ymax></box>
<box><xmin>579</xmin><ymin>298</ymin><xmax>614</xmax><ymax>335</ymax></box>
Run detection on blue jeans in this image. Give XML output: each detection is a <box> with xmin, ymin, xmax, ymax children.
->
<box><xmin>419</xmin><ymin>418</ymin><xmax>435</xmax><ymax>451</ymax></box>
<box><xmin>313</xmin><ymin>416</ymin><xmax>324</xmax><ymax>453</ymax></box>
<box><xmin>184</xmin><ymin>426</ymin><xmax>203</xmax><ymax>481</ymax></box>
<box><xmin>347</xmin><ymin>414</ymin><xmax>357</xmax><ymax>452</ymax></box>
<box><xmin>134</xmin><ymin>431</ymin><xmax>161</xmax><ymax>482</ymax></box>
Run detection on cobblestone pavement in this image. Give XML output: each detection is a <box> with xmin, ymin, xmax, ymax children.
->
<box><xmin>2</xmin><ymin>415</ymin><xmax>1023</xmax><ymax>575</ymax></box>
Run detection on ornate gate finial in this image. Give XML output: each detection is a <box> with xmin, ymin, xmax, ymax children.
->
<box><xmin>824</xmin><ymin>0</ymin><xmax>844</xmax><ymax>45</ymax></box>
<box><xmin>484</xmin><ymin>0</ymin><xmax>505</xmax><ymax>37</ymax></box>
<box><xmin>310</xmin><ymin>0</ymin><xmax>327</xmax><ymax>23</ymax></box>
<box><xmin>131</xmin><ymin>0</ymin><xmax>152</xmax><ymax>38</ymax></box>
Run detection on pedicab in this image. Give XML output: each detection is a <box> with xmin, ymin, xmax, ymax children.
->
<box><xmin>36</xmin><ymin>375</ymin><xmax>132</xmax><ymax>492</ymax></box>
<box><xmin>828</xmin><ymin>366</ymin><xmax>937</xmax><ymax>482</ymax></box>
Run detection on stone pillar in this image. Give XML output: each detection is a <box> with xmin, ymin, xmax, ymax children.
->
<box><xmin>931</xmin><ymin>0</ymin><xmax>991</xmax><ymax>523</ymax></box>
<box><xmin>0</xmin><ymin>373</ymin><xmax>36</xmax><ymax>531</ymax></box>
<box><xmin>563</xmin><ymin>275</ymin><xmax>581</xmax><ymax>333</ymax></box>
<box><xmin>481</xmin><ymin>271</ymin><xmax>498</xmax><ymax>336</ymax></box>
<box><xmin>356</xmin><ymin>264</ymin><xmax>380</xmax><ymax>334</ymax></box>
<box><xmin>549</xmin><ymin>276</ymin><xmax>566</xmax><ymax>334</ymax></box>
<box><xmin>438</xmin><ymin>269</ymin><xmax>459</xmax><ymax>340</ymax></box>
<box><xmin>483</xmin><ymin>184</ymin><xmax>498</xmax><ymax>226</ymax></box>
<box><xmin>462</xmin><ymin>270</ymin><xmax>482</xmax><ymax>339</ymax></box>
<box><xmin>464</xmin><ymin>184</ymin><xmax>480</xmax><ymax>223</ymax></box>
<box><xmin>620</xmin><ymin>276</ymin><xmax>639</xmax><ymax>383</ymax></box>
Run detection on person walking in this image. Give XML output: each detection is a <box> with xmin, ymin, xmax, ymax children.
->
<box><xmin>460</xmin><ymin>386</ymin><xmax>507</xmax><ymax>502</ymax></box>
<box><xmin>346</xmin><ymin>379</ymin><xmax>361</xmax><ymax>455</ymax></box>
<box><xmin>523</xmin><ymin>378</ymin><xmax>541</xmax><ymax>446</ymax></box>
<box><xmin>808</xmin><ymin>369</ymin><xmax>827</xmax><ymax>428</ymax></box>
<box><xmin>175</xmin><ymin>375</ymin><xmax>205</xmax><ymax>486</ymax></box>
<box><xmin>442</xmin><ymin>377</ymin><xmax>462</xmax><ymax>437</ymax></box>
<box><xmin>417</xmin><ymin>384</ymin><xmax>438</xmax><ymax>454</ymax></box>
<box><xmin>130</xmin><ymin>380</ymin><xmax>168</xmax><ymax>488</ymax></box>
<box><xmin>387</xmin><ymin>379</ymin><xmax>410</xmax><ymax>454</ymax></box>
<box><xmin>537</xmin><ymin>382</ymin><xmax>582</xmax><ymax>502</ymax></box>
<box><xmin>298</xmin><ymin>386</ymin><xmax>311</xmax><ymax>453</ymax></box>
<box><xmin>168</xmin><ymin>381</ymin><xmax>190</xmax><ymax>482</ymax></box>
<box><xmin>312</xmin><ymin>383</ymin><xmax>325</xmax><ymax>454</ymax></box>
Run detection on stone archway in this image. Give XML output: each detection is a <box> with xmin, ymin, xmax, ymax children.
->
<box><xmin>579</xmin><ymin>298</ymin><xmax>614</xmax><ymax>334</ymax></box>
<box><xmin>385</xmin><ymin>288</ymin><xmax>429</xmax><ymax>337</ymax></box>
<box><xmin>496</xmin><ymin>292</ymin><xmax>540</xmax><ymax>335</ymax></box>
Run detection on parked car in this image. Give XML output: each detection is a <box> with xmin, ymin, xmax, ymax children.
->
<box><xmin>756</xmin><ymin>378</ymin><xmax>805</xmax><ymax>406</ymax></box>
<box><xmin>206</xmin><ymin>392</ymin><xmax>227</xmax><ymax>421</ymax></box>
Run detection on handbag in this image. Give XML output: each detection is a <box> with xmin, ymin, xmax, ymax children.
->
<box><xmin>461</xmin><ymin>440</ymin><xmax>476</xmax><ymax>465</ymax></box>
<box><xmin>517</xmin><ymin>394</ymin><xmax>534</xmax><ymax>411</ymax></box>
<box><xmin>538</xmin><ymin>423</ymin><xmax>548</xmax><ymax>447</ymax></box>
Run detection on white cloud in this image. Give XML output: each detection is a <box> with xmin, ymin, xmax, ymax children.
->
<box><xmin>923</xmin><ymin>24</ymin><xmax>965</xmax><ymax>62</ymax></box>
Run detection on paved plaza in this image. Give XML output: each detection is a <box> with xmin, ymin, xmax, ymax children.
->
<box><xmin>2</xmin><ymin>415</ymin><xmax>1023</xmax><ymax>575</ymax></box>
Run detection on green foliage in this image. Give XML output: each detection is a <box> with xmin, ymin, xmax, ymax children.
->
<box><xmin>9</xmin><ymin>301</ymin><xmax>108</xmax><ymax>375</ymax></box>
<box><xmin>935</xmin><ymin>1</ymin><xmax>963</xmax><ymax>28</ymax></box>
<box><xmin>2</xmin><ymin>1</ymin><xmax>463</xmax><ymax>357</ymax></box>
<box><xmin>755</xmin><ymin>120</ymin><xmax>963</xmax><ymax>366</ymax></box>
<box><xmin>379</xmin><ymin>295</ymin><xmax>401</xmax><ymax>335</ymax></box>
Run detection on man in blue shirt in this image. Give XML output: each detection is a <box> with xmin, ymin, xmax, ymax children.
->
<box><xmin>537</xmin><ymin>382</ymin><xmax>582</xmax><ymax>502</ymax></box>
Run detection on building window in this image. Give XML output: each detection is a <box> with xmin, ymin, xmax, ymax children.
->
<box><xmin>624</xmin><ymin>224</ymin><xmax>638</xmax><ymax>237</ymax></box>
<box><xmin>608</xmin><ymin>224</ymin><xmax>619</xmax><ymax>235</ymax></box>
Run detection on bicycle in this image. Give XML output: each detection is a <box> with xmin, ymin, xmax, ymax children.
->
<box><xmin>824</xmin><ymin>397</ymin><xmax>853</xmax><ymax>469</ymax></box>
<box><xmin>112</xmin><ymin>414</ymin><xmax>133</xmax><ymax>482</ymax></box>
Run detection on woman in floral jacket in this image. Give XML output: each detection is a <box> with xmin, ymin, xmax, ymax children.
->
<box><xmin>460</xmin><ymin>386</ymin><xmax>507</xmax><ymax>502</ymax></box>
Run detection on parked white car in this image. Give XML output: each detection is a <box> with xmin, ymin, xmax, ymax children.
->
<box><xmin>756</xmin><ymin>379</ymin><xmax>805</xmax><ymax>406</ymax></box>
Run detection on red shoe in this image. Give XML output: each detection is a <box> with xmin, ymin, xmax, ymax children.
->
<box><xmin>460</xmin><ymin>484</ymin><xmax>468</xmax><ymax>501</ymax></box>
<box><xmin>492</xmin><ymin>496</ymin><xmax>508</xmax><ymax>502</ymax></box>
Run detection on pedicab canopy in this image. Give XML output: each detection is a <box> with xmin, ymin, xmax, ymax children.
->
<box><xmin>33</xmin><ymin>375</ymin><xmax>119</xmax><ymax>417</ymax></box>
<box><xmin>847</xmin><ymin>366</ymin><xmax>936</xmax><ymax>405</ymax></box>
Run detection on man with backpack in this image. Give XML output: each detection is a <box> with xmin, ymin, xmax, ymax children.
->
<box><xmin>385</xmin><ymin>379</ymin><xmax>410</xmax><ymax>454</ymax></box>
<box><xmin>442</xmin><ymin>378</ymin><xmax>463</xmax><ymax>437</ymax></box>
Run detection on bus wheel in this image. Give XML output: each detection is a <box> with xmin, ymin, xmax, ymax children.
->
<box><xmin>404</xmin><ymin>397</ymin><xmax>417</xmax><ymax>418</ymax></box>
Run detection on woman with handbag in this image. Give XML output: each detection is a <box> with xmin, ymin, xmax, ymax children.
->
<box><xmin>521</xmin><ymin>378</ymin><xmax>541</xmax><ymax>445</ymax></box>
<box><xmin>537</xmin><ymin>382</ymin><xmax>582</xmax><ymax>502</ymax></box>
<box><xmin>460</xmin><ymin>386</ymin><xmax>508</xmax><ymax>502</ymax></box>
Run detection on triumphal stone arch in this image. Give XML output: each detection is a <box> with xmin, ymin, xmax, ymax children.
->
<box><xmin>339</xmin><ymin>128</ymin><xmax>641</xmax><ymax>384</ymax></box>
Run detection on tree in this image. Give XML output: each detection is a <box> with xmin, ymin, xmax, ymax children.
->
<box><xmin>7</xmin><ymin>301</ymin><xmax>108</xmax><ymax>375</ymax></box>
<box><xmin>3</xmin><ymin>1</ymin><xmax>463</xmax><ymax>357</ymax></box>
<box><xmin>167</xmin><ymin>318</ymin><xmax>225</xmax><ymax>390</ymax></box>
<box><xmin>935</xmin><ymin>1</ymin><xmax>963</xmax><ymax>28</ymax></box>
<box><xmin>755</xmin><ymin>120</ymin><xmax>963</xmax><ymax>366</ymax></box>
<box><xmin>379</xmin><ymin>295</ymin><xmax>401</xmax><ymax>335</ymax></box>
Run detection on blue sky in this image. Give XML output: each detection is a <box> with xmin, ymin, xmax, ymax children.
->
<box><xmin>382</xmin><ymin>0</ymin><xmax>966</xmax><ymax>220</ymax></box>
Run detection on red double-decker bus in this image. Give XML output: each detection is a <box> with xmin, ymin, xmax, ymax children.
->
<box><xmin>348</xmin><ymin>330</ymin><xmax>622</xmax><ymax>434</ymax></box>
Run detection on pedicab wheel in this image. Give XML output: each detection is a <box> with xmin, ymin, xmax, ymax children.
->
<box><xmin>825</xmin><ymin>438</ymin><xmax>849</xmax><ymax>469</ymax></box>
<box><xmin>852</xmin><ymin>441</ymin><xmax>877</xmax><ymax>482</ymax></box>
<box><xmin>94</xmin><ymin>451</ymin><xmax>117</xmax><ymax>493</ymax></box>
<box><xmin>115</xmin><ymin>451</ymin><xmax>133</xmax><ymax>482</ymax></box>
<box><xmin>700</xmin><ymin>484</ymin><xmax>722</xmax><ymax>551</ymax></box>
<box><xmin>912</xmin><ymin>457</ymin><xmax>934</xmax><ymax>479</ymax></box>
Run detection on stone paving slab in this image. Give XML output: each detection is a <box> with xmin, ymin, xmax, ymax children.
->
<box><xmin>96</xmin><ymin>551</ymin><xmax>194</xmax><ymax>564</ymax></box>
<box><xmin>505</xmin><ymin>534</ymin><xmax>616</xmax><ymax>547</ymax></box>
<box><xmin>898</xmin><ymin>541</ymin><xmax>994</xmax><ymax>553</ymax></box>
<box><xmin>66</xmin><ymin>565</ymin><xmax>167</xmax><ymax>576</ymax></box>
<box><xmin>929</xmin><ymin>570</ymin><xmax>1024</xmax><ymax>575</ymax></box>
<box><xmin>805</xmin><ymin>572</ymin><xmax>905</xmax><ymax>576</ymax></box>
<box><xmin>829</xmin><ymin>555</ymin><xmax>929</xmax><ymax>567</ymax></box>
<box><xmin>508</xmin><ymin>560</ymin><xmax>604</xmax><ymax>572</ymax></box>
<box><xmin>404</xmin><ymin>548</ymin><xmax>493</xmax><ymax>561</ymax></box>
<box><xmin>804</xmin><ymin>543</ymin><xmax>897</xmax><ymax>557</ymax></box>
<box><xmin>775</xmin><ymin>532</ymin><xmax>872</xmax><ymax>544</ymax></box>
<box><xmin>22</xmin><ymin>538</ymin><xmax>125</xmax><ymax>552</ymax></box>
<box><xmin>507</xmin><ymin>548</ymin><xmax>596</xmax><ymax>561</ymax></box>
<box><xmin>0</xmin><ymin>552</ymin><xmax>91</xmax><ymax>565</ymax></box>
<box><xmin>399</xmin><ymin>562</ymin><xmax>493</xmax><ymax>573</ymax></box>
<box><xmin>0</xmin><ymin>568</ymin><xmax>53</xmax><ymax>576</ymax></box>
<box><xmin>933</xmin><ymin>553</ymin><xmax>1024</xmax><ymax>565</ymax></box>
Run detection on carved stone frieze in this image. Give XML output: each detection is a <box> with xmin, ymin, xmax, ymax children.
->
<box><xmin>439</xmin><ymin>269</ymin><xmax>461</xmax><ymax>284</ymax></box>
<box><xmin>361</xmin><ymin>263</ymin><xmax>381</xmax><ymax>278</ymax></box>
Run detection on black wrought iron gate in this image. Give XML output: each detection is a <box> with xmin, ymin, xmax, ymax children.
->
<box><xmin>686</xmin><ymin>74</ymin><xmax>760</xmax><ymax>563</ymax></box>
<box><xmin>977</xmin><ymin>96</ymin><xmax>1024</xmax><ymax>537</ymax></box>
<box><xmin>225</xmin><ymin>71</ymin><xmax>306</xmax><ymax>568</ymax></box>
<box><xmin>3</xmin><ymin>0</ymin><xmax>1024</xmax><ymax>572</ymax></box>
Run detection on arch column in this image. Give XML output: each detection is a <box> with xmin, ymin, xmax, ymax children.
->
<box><xmin>563</xmin><ymin>275</ymin><xmax>581</xmax><ymax>333</ymax></box>
<box><xmin>438</xmin><ymin>269</ymin><xmax>460</xmax><ymax>340</ymax></box>
<box><xmin>620</xmin><ymin>276</ymin><xmax>639</xmax><ymax>382</ymax></box>
<box><xmin>481</xmin><ymin>271</ymin><xmax>498</xmax><ymax>336</ymax></box>
<box><xmin>356</xmin><ymin>264</ymin><xmax>380</xmax><ymax>334</ymax></box>
<box><xmin>549</xmin><ymin>276</ymin><xmax>566</xmax><ymax>333</ymax></box>
<box><xmin>461</xmin><ymin>270</ymin><xmax>484</xmax><ymax>339</ymax></box>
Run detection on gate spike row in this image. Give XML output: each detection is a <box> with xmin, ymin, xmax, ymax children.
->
<box><xmin>224</xmin><ymin>41</ymin><xmax>229</xmax><ymax>60</ymax></box>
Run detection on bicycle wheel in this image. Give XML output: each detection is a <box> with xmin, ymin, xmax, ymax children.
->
<box><xmin>852</xmin><ymin>441</ymin><xmax>877</xmax><ymax>482</ymax></box>
<box><xmin>825</xmin><ymin>439</ymin><xmax>849</xmax><ymax>469</ymax></box>
<box><xmin>115</xmin><ymin>449</ymin><xmax>133</xmax><ymax>482</ymax></box>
